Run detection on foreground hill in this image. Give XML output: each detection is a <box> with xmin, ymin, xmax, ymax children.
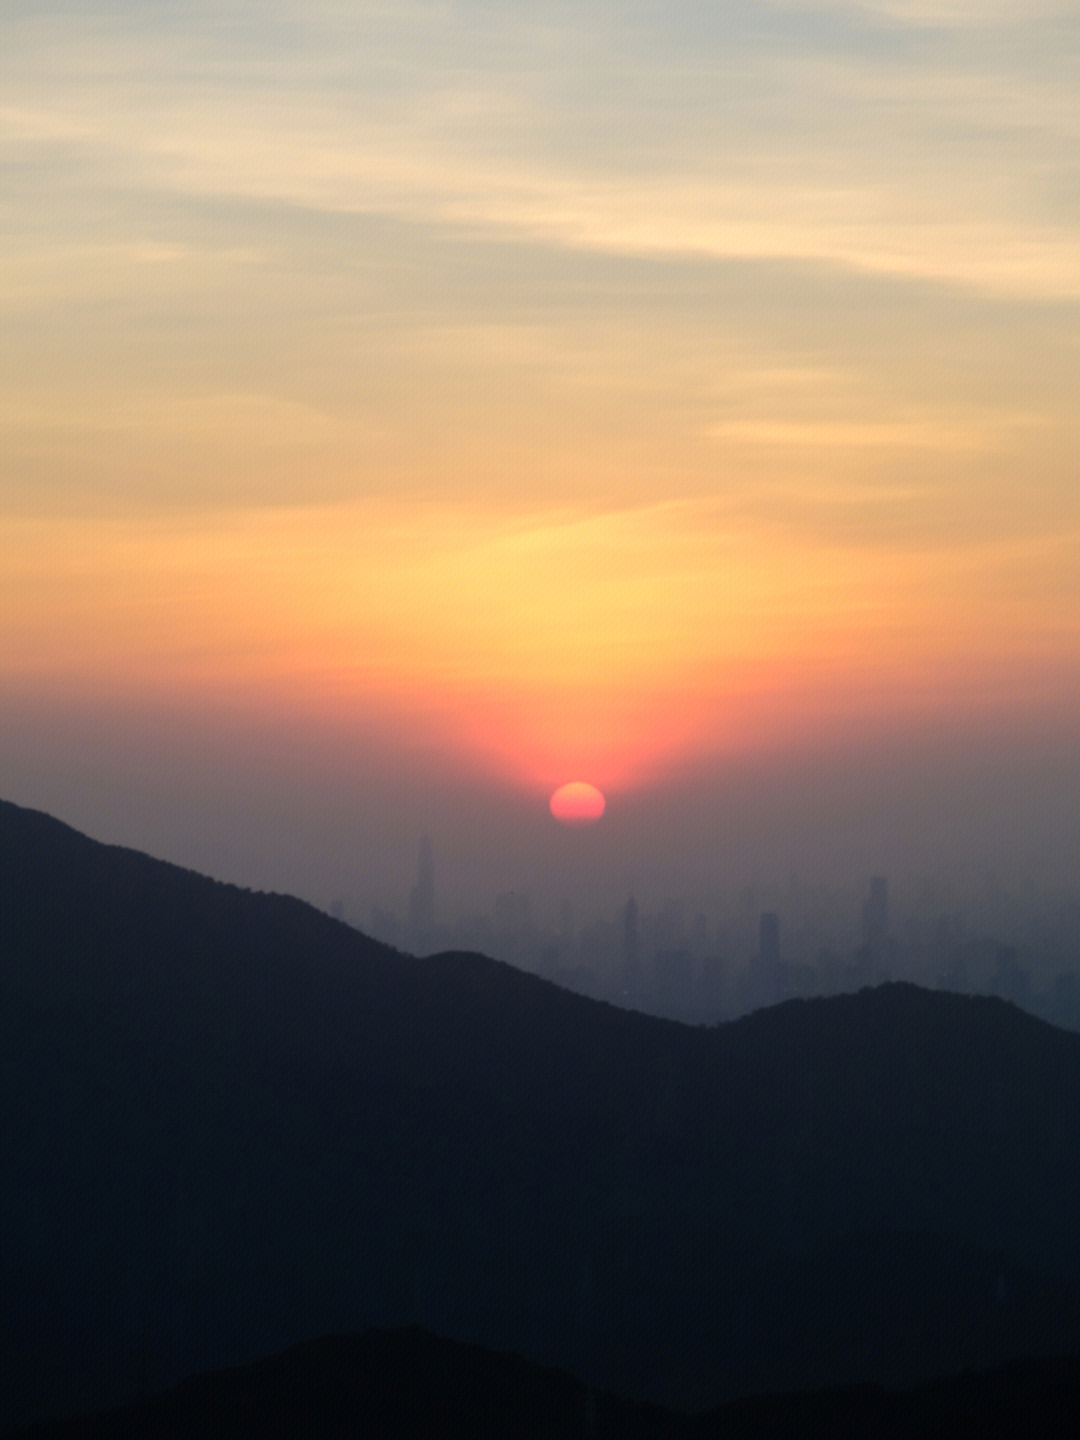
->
<box><xmin>4</xmin><ymin>798</ymin><xmax>1080</xmax><ymax>1428</ymax></box>
<box><xmin>11</xmin><ymin>1329</ymin><xmax>1080</xmax><ymax>1439</ymax></box>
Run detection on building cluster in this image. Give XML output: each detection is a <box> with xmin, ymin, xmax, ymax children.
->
<box><xmin>344</xmin><ymin>839</ymin><xmax>1080</xmax><ymax>1032</ymax></box>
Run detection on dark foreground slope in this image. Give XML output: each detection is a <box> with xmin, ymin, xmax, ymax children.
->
<box><xmin>5</xmin><ymin>798</ymin><xmax>1080</xmax><ymax>1429</ymax></box>
<box><xmin>12</xmin><ymin>1330</ymin><xmax>1080</xmax><ymax>1440</ymax></box>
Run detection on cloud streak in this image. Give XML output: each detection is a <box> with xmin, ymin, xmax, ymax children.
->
<box><xmin>5</xmin><ymin>3</ymin><xmax>1078</xmax><ymax>297</ymax></box>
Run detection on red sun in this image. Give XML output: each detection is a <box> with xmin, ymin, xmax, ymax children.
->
<box><xmin>549</xmin><ymin>781</ymin><xmax>606</xmax><ymax>826</ymax></box>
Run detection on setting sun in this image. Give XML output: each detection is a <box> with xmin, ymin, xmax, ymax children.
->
<box><xmin>549</xmin><ymin>782</ymin><xmax>606</xmax><ymax>826</ymax></box>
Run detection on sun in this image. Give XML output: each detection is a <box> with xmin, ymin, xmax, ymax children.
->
<box><xmin>549</xmin><ymin>781</ymin><xmax>606</xmax><ymax>826</ymax></box>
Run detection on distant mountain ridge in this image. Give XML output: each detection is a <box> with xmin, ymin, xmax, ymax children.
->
<box><xmin>4</xmin><ymin>797</ymin><xmax>1080</xmax><ymax>1430</ymax></box>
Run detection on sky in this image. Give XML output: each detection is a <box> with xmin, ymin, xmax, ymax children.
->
<box><xmin>3</xmin><ymin>1</ymin><xmax>1079</xmax><ymax>923</ymax></box>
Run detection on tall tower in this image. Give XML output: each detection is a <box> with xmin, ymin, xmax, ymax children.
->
<box><xmin>408</xmin><ymin>835</ymin><xmax>435</xmax><ymax>951</ymax></box>
<box><xmin>862</xmin><ymin>875</ymin><xmax>888</xmax><ymax>951</ymax></box>
<box><xmin>759</xmin><ymin>910</ymin><xmax>780</xmax><ymax>969</ymax></box>
<box><xmin>759</xmin><ymin>910</ymin><xmax>782</xmax><ymax>1004</ymax></box>
<box><xmin>621</xmin><ymin>894</ymin><xmax>640</xmax><ymax>1000</ymax></box>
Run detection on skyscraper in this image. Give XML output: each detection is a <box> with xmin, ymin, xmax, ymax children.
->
<box><xmin>408</xmin><ymin>835</ymin><xmax>434</xmax><ymax>950</ymax></box>
<box><xmin>759</xmin><ymin>910</ymin><xmax>780</xmax><ymax>969</ymax></box>
<box><xmin>620</xmin><ymin>894</ymin><xmax>640</xmax><ymax>1000</ymax></box>
<box><xmin>862</xmin><ymin>875</ymin><xmax>888</xmax><ymax>951</ymax></box>
<box><xmin>759</xmin><ymin>910</ymin><xmax>783</xmax><ymax>1004</ymax></box>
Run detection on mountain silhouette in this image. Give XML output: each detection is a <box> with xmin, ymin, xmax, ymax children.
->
<box><xmin>4</xmin><ymin>797</ymin><xmax>1080</xmax><ymax>1430</ymax></box>
<box><xmin>9</xmin><ymin>1328</ymin><xmax>1080</xmax><ymax>1439</ymax></box>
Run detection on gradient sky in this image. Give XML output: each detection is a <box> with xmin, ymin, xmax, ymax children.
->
<box><xmin>3</xmin><ymin>1</ymin><xmax>1079</xmax><ymax>919</ymax></box>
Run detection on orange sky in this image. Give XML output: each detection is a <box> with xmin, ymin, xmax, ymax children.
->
<box><xmin>5</xmin><ymin>494</ymin><xmax>1076</xmax><ymax>801</ymax></box>
<box><xmin>4</xmin><ymin>1</ymin><xmax>1080</xmax><ymax>908</ymax></box>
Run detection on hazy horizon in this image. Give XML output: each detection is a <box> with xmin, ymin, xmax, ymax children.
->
<box><xmin>4</xmin><ymin>719</ymin><xmax>1078</xmax><ymax>933</ymax></box>
<box><xmin>4</xmin><ymin>1</ymin><xmax>1079</xmax><ymax>924</ymax></box>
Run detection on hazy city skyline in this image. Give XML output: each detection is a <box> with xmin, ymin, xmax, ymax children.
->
<box><xmin>350</xmin><ymin>837</ymin><xmax>1080</xmax><ymax>1033</ymax></box>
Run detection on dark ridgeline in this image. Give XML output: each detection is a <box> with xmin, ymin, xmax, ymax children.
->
<box><xmin>4</xmin><ymin>797</ymin><xmax>1080</xmax><ymax>1433</ymax></box>
<box><xmin>10</xmin><ymin>1333</ymin><xmax>1080</xmax><ymax>1440</ymax></box>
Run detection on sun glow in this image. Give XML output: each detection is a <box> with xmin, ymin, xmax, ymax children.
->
<box><xmin>550</xmin><ymin>782</ymin><xmax>606</xmax><ymax>826</ymax></box>
<box><xmin>5</xmin><ymin>494</ymin><xmax>1074</xmax><ymax>803</ymax></box>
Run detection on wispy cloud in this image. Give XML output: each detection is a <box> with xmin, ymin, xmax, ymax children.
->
<box><xmin>6</xmin><ymin>3</ymin><xmax>1078</xmax><ymax>298</ymax></box>
<box><xmin>762</xmin><ymin>0</ymin><xmax>1073</xmax><ymax>28</ymax></box>
<box><xmin>709</xmin><ymin>408</ymin><xmax>1047</xmax><ymax>452</ymax></box>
